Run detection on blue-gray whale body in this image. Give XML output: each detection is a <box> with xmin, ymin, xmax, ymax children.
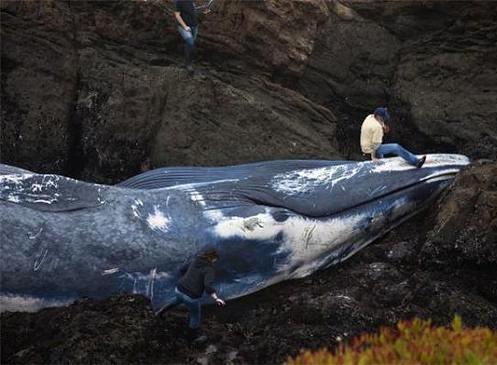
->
<box><xmin>0</xmin><ymin>154</ymin><xmax>469</xmax><ymax>312</ymax></box>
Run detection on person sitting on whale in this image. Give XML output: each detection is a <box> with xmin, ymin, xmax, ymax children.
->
<box><xmin>360</xmin><ymin>107</ymin><xmax>426</xmax><ymax>168</ymax></box>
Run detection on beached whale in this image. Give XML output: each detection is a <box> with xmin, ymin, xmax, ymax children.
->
<box><xmin>0</xmin><ymin>154</ymin><xmax>469</xmax><ymax>312</ymax></box>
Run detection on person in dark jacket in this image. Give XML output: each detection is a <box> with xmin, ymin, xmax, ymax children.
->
<box><xmin>164</xmin><ymin>248</ymin><xmax>225</xmax><ymax>341</ymax></box>
<box><xmin>174</xmin><ymin>0</ymin><xmax>211</xmax><ymax>74</ymax></box>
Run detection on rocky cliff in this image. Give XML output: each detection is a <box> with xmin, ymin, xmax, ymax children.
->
<box><xmin>2</xmin><ymin>0</ymin><xmax>496</xmax><ymax>182</ymax></box>
<box><xmin>1</xmin><ymin>0</ymin><xmax>340</xmax><ymax>183</ymax></box>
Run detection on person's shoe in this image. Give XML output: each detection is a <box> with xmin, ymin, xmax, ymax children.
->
<box><xmin>187</xmin><ymin>328</ymin><xmax>207</xmax><ymax>343</ymax></box>
<box><xmin>193</xmin><ymin>333</ymin><xmax>208</xmax><ymax>343</ymax></box>
<box><xmin>416</xmin><ymin>155</ymin><xmax>426</xmax><ymax>168</ymax></box>
<box><xmin>186</xmin><ymin>64</ymin><xmax>194</xmax><ymax>76</ymax></box>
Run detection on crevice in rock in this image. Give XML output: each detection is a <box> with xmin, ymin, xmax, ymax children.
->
<box><xmin>64</xmin><ymin>12</ymin><xmax>86</xmax><ymax>180</ymax></box>
<box><xmin>65</xmin><ymin>72</ymin><xmax>86</xmax><ymax>180</ymax></box>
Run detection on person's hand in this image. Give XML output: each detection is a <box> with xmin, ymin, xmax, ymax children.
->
<box><xmin>184</xmin><ymin>25</ymin><xmax>191</xmax><ymax>32</ymax></box>
<box><xmin>203</xmin><ymin>9</ymin><xmax>211</xmax><ymax>15</ymax></box>
<box><xmin>372</xmin><ymin>158</ymin><xmax>383</xmax><ymax>164</ymax></box>
<box><xmin>215</xmin><ymin>298</ymin><xmax>226</xmax><ymax>306</ymax></box>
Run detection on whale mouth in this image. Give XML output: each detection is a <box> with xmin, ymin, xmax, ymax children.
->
<box><xmin>420</xmin><ymin>169</ymin><xmax>462</xmax><ymax>183</ymax></box>
<box><xmin>363</xmin><ymin>168</ymin><xmax>461</xmax><ymax>211</ymax></box>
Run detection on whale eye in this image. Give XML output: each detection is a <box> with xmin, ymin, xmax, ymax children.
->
<box><xmin>272</xmin><ymin>211</ymin><xmax>289</xmax><ymax>222</ymax></box>
<box><xmin>275</xmin><ymin>232</ymin><xmax>284</xmax><ymax>242</ymax></box>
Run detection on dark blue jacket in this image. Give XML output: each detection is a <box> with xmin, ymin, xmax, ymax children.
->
<box><xmin>177</xmin><ymin>257</ymin><xmax>215</xmax><ymax>299</ymax></box>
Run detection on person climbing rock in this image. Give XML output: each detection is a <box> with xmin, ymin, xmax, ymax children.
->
<box><xmin>174</xmin><ymin>0</ymin><xmax>211</xmax><ymax>75</ymax></box>
<box><xmin>360</xmin><ymin>107</ymin><xmax>426</xmax><ymax>168</ymax></box>
<box><xmin>161</xmin><ymin>248</ymin><xmax>225</xmax><ymax>342</ymax></box>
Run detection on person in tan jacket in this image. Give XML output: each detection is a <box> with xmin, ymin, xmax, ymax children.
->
<box><xmin>360</xmin><ymin>107</ymin><xmax>426</xmax><ymax>168</ymax></box>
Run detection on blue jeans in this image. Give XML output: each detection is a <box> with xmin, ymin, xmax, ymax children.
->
<box><xmin>177</xmin><ymin>25</ymin><xmax>198</xmax><ymax>48</ymax></box>
<box><xmin>376</xmin><ymin>143</ymin><xmax>419</xmax><ymax>166</ymax></box>
<box><xmin>168</xmin><ymin>287</ymin><xmax>202</xmax><ymax>329</ymax></box>
<box><xmin>177</xmin><ymin>25</ymin><xmax>198</xmax><ymax>66</ymax></box>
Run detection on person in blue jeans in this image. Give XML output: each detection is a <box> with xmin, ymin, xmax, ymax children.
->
<box><xmin>174</xmin><ymin>0</ymin><xmax>210</xmax><ymax>74</ymax></box>
<box><xmin>162</xmin><ymin>248</ymin><xmax>225</xmax><ymax>342</ymax></box>
<box><xmin>360</xmin><ymin>107</ymin><xmax>426</xmax><ymax>168</ymax></box>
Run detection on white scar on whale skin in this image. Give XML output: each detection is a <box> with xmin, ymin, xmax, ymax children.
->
<box><xmin>147</xmin><ymin>268</ymin><xmax>157</xmax><ymax>299</ymax></box>
<box><xmin>146</xmin><ymin>206</ymin><xmax>170</xmax><ymax>232</ymax></box>
<box><xmin>31</xmin><ymin>183</ymin><xmax>43</xmax><ymax>192</ymax></box>
<box><xmin>6</xmin><ymin>195</ymin><xmax>21</xmax><ymax>203</ymax></box>
<box><xmin>114</xmin><ymin>270</ymin><xmax>172</xmax><ymax>297</ymax></box>
<box><xmin>0</xmin><ymin>174</ymin><xmax>35</xmax><ymax>185</ymax></box>
<box><xmin>131</xmin><ymin>199</ymin><xmax>144</xmax><ymax>218</ymax></box>
<box><xmin>189</xmin><ymin>190</ymin><xmax>206</xmax><ymax>207</ymax></box>
<box><xmin>102</xmin><ymin>268</ymin><xmax>120</xmax><ymax>275</ymax></box>
<box><xmin>33</xmin><ymin>246</ymin><xmax>49</xmax><ymax>272</ymax></box>
<box><xmin>28</xmin><ymin>228</ymin><xmax>44</xmax><ymax>240</ymax></box>
<box><xmin>271</xmin><ymin>154</ymin><xmax>470</xmax><ymax>196</ymax></box>
<box><xmin>271</xmin><ymin>164</ymin><xmax>363</xmax><ymax>194</ymax></box>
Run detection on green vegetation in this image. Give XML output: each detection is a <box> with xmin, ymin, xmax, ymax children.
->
<box><xmin>287</xmin><ymin>316</ymin><xmax>497</xmax><ymax>365</ymax></box>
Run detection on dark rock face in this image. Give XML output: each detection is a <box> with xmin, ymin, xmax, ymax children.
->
<box><xmin>3</xmin><ymin>0</ymin><xmax>496</xmax><ymax>182</ymax></box>
<box><xmin>201</xmin><ymin>0</ymin><xmax>329</xmax><ymax>76</ymax></box>
<box><xmin>421</xmin><ymin>161</ymin><xmax>497</xmax><ymax>304</ymax></box>
<box><xmin>424</xmin><ymin>161</ymin><xmax>497</xmax><ymax>265</ymax></box>
<box><xmin>1</xmin><ymin>0</ymin><xmax>78</xmax><ymax>175</ymax></box>
<box><xmin>297</xmin><ymin>1</ymin><xmax>497</xmax><ymax>159</ymax></box>
<box><xmin>1</xmin><ymin>0</ymin><xmax>340</xmax><ymax>183</ymax></box>
<box><xmin>2</xmin><ymin>162</ymin><xmax>496</xmax><ymax>364</ymax></box>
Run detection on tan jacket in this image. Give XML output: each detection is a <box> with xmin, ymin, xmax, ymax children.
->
<box><xmin>360</xmin><ymin>114</ymin><xmax>384</xmax><ymax>154</ymax></box>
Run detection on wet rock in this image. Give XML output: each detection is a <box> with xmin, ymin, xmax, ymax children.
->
<box><xmin>386</xmin><ymin>241</ymin><xmax>416</xmax><ymax>264</ymax></box>
<box><xmin>297</xmin><ymin>1</ymin><xmax>497</xmax><ymax>159</ymax></box>
<box><xmin>422</xmin><ymin>162</ymin><xmax>497</xmax><ymax>266</ymax></box>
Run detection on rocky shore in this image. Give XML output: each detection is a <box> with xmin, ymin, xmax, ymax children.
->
<box><xmin>1</xmin><ymin>1</ymin><xmax>496</xmax><ymax>364</ymax></box>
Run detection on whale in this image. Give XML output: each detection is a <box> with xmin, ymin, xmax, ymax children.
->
<box><xmin>0</xmin><ymin>154</ymin><xmax>469</xmax><ymax>312</ymax></box>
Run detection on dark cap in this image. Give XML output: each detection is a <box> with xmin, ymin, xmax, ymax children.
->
<box><xmin>374</xmin><ymin>107</ymin><xmax>390</xmax><ymax>121</ymax></box>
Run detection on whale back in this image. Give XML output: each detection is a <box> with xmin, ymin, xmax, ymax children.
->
<box><xmin>1</xmin><ymin>155</ymin><xmax>470</xmax><ymax>217</ymax></box>
<box><xmin>128</xmin><ymin>155</ymin><xmax>469</xmax><ymax>218</ymax></box>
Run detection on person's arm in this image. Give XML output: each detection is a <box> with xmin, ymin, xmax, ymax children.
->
<box><xmin>179</xmin><ymin>262</ymin><xmax>189</xmax><ymax>276</ymax></box>
<box><xmin>174</xmin><ymin>2</ymin><xmax>191</xmax><ymax>31</ymax></box>
<box><xmin>370</xmin><ymin>124</ymin><xmax>384</xmax><ymax>163</ymax></box>
<box><xmin>204</xmin><ymin>268</ymin><xmax>225</xmax><ymax>306</ymax></box>
<box><xmin>175</xmin><ymin>11</ymin><xmax>191</xmax><ymax>32</ymax></box>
